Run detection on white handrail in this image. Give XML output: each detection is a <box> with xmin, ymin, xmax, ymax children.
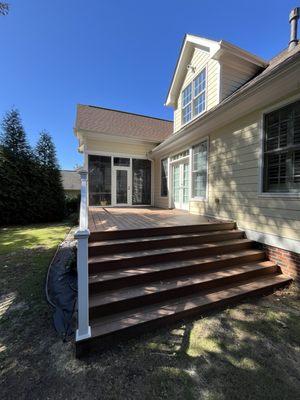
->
<box><xmin>74</xmin><ymin>170</ymin><xmax>91</xmax><ymax>341</ymax></box>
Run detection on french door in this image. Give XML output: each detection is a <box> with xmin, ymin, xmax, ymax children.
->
<box><xmin>112</xmin><ymin>166</ymin><xmax>131</xmax><ymax>206</ymax></box>
<box><xmin>172</xmin><ymin>161</ymin><xmax>189</xmax><ymax>210</ymax></box>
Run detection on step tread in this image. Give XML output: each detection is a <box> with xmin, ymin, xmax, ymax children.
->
<box><xmin>89</xmin><ymin>249</ymin><xmax>266</xmax><ymax>284</ymax></box>
<box><xmin>89</xmin><ymin>229</ymin><xmax>242</xmax><ymax>248</ymax></box>
<box><xmin>90</xmin><ymin>274</ymin><xmax>292</xmax><ymax>338</ymax></box>
<box><xmin>89</xmin><ymin>222</ymin><xmax>236</xmax><ymax>240</ymax></box>
<box><xmin>88</xmin><ymin>238</ymin><xmax>252</xmax><ymax>264</ymax></box>
<box><xmin>89</xmin><ymin>261</ymin><xmax>276</xmax><ymax>308</ymax></box>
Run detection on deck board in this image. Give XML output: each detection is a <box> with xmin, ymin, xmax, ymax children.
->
<box><xmin>89</xmin><ymin>207</ymin><xmax>227</xmax><ymax>232</ymax></box>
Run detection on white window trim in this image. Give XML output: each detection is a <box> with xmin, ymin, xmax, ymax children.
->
<box><xmin>190</xmin><ymin>137</ymin><xmax>209</xmax><ymax>202</ymax></box>
<box><xmin>258</xmin><ymin>94</ymin><xmax>300</xmax><ymax>199</ymax></box>
<box><xmin>181</xmin><ymin>66</ymin><xmax>208</xmax><ymax>126</ymax></box>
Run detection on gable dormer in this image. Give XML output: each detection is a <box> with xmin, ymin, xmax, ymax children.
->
<box><xmin>166</xmin><ymin>35</ymin><xmax>267</xmax><ymax>133</ymax></box>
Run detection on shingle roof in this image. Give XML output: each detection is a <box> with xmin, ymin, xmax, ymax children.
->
<box><xmin>75</xmin><ymin>104</ymin><xmax>173</xmax><ymax>142</ymax></box>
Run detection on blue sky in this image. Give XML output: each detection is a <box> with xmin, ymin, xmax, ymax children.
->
<box><xmin>0</xmin><ymin>0</ymin><xmax>298</xmax><ymax>169</ymax></box>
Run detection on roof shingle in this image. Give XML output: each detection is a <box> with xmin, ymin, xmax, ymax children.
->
<box><xmin>75</xmin><ymin>104</ymin><xmax>173</xmax><ymax>142</ymax></box>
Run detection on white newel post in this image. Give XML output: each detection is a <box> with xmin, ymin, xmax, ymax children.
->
<box><xmin>75</xmin><ymin>170</ymin><xmax>91</xmax><ymax>341</ymax></box>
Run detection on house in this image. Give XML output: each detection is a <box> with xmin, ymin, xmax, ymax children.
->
<box><xmin>73</xmin><ymin>8</ymin><xmax>300</xmax><ymax>353</ymax></box>
<box><xmin>60</xmin><ymin>170</ymin><xmax>81</xmax><ymax>198</ymax></box>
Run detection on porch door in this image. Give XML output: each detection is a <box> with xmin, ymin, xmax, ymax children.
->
<box><xmin>172</xmin><ymin>162</ymin><xmax>189</xmax><ymax>210</ymax></box>
<box><xmin>113</xmin><ymin>167</ymin><xmax>131</xmax><ymax>205</ymax></box>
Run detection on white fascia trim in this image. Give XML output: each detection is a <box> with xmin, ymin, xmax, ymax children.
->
<box><xmin>78</xmin><ymin>129</ymin><xmax>161</xmax><ymax>146</ymax></box>
<box><xmin>166</xmin><ymin>35</ymin><xmax>220</xmax><ymax>107</ymax></box>
<box><xmin>214</xmin><ymin>40</ymin><xmax>267</xmax><ymax>67</ymax></box>
<box><xmin>238</xmin><ymin>227</ymin><xmax>300</xmax><ymax>255</ymax></box>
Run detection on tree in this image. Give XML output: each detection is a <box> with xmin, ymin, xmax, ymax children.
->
<box><xmin>35</xmin><ymin>131</ymin><xmax>65</xmax><ymax>221</ymax></box>
<box><xmin>0</xmin><ymin>2</ymin><xmax>9</xmax><ymax>16</ymax></box>
<box><xmin>36</xmin><ymin>130</ymin><xmax>58</xmax><ymax>168</ymax></box>
<box><xmin>0</xmin><ymin>108</ymin><xmax>35</xmax><ymax>225</ymax></box>
<box><xmin>1</xmin><ymin>109</ymin><xmax>30</xmax><ymax>156</ymax></box>
<box><xmin>0</xmin><ymin>110</ymin><xmax>65</xmax><ymax>225</ymax></box>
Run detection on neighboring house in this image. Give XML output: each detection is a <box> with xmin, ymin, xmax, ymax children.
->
<box><xmin>74</xmin><ymin>13</ymin><xmax>300</xmax><ymax>285</ymax></box>
<box><xmin>61</xmin><ymin>170</ymin><xmax>81</xmax><ymax>198</ymax></box>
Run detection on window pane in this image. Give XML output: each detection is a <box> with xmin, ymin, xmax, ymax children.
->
<box><xmin>88</xmin><ymin>155</ymin><xmax>111</xmax><ymax>206</ymax></box>
<box><xmin>194</xmin><ymin>69</ymin><xmax>206</xmax><ymax>97</ymax></box>
<box><xmin>173</xmin><ymin>165</ymin><xmax>180</xmax><ymax>202</ymax></box>
<box><xmin>161</xmin><ymin>158</ymin><xmax>168</xmax><ymax>197</ymax></box>
<box><xmin>264</xmin><ymin>153</ymin><xmax>288</xmax><ymax>192</ymax></box>
<box><xmin>182</xmin><ymin>83</ymin><xmax>192</xmax><ymax>107</ymax></box>
<box><xmin>192</xmin><ymin>172</ymin><xmax>207</xmax><ymax>198</ymax></box>
<box><xmin>194</xmin><ymin>92</ymin><xmax>206</xmax><ymax>116</ymax></box>
<box><xmin>263</xmin><ymin>100</ymin><xmax>300</xmax><ymax>193</ymax></box>
<box><xmin>114</xmin><ymin>157</ymin><xmax>130</xmax><ymax>166</ymax></box>
<box><xmin>294</xmin><ymin>115</ymin><xmax>300</xmax><ymax>144</ymax></box>
<box><xmin>171</xmin><ymin>150</ymin><xmax>189</xmax><ymax>161</ymax></box>
<box><xmin>182</xmin><ymin>103</ymin><xmax>192</xmax><ymax>124</ymax></box>
<box><xmin>293</xmin><ymin>150</ymin><xmax>300</xmax><ymax>183</ymax></box>
<box><xmin>192</xmin><ymin>140</ymin><xmax>208</xmax><ymax>198</ymax></box>
<box><xmin>132</xmin><ymin>159</ymin><xmax>151</xmax><ymax>205</ymax></box>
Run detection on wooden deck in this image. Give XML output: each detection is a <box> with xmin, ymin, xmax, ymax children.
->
<box><xmin>88</xmin><ymin>207</ymin><xmax>224</xmax><ymax>232</ymax></box>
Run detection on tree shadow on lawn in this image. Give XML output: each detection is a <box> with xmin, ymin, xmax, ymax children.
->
<box><xmin>1</xmin><ymin>241</ymin><xmax>299</xmax><ymax>400</ymax></box>
<box><xmin>74</xmin><ymin>288</ymin><xmax>300</xmax><ymax>400</ymax></box>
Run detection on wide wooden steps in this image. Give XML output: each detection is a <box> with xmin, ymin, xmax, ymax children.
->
<box><xmin>76</xmin><ymin>222</ymin><xmax>292</xmax><ymax>354</ymax></box>
<box><xmin>89</xmin><ymin>275</ymin><xmax>290</xmax><ymax>343</ymax></box>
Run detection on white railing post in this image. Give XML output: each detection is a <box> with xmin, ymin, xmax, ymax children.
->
<box><xmin>75</xmin><ymin>170</ymin><xmax>91</xmax><ymax>341</ymax></box>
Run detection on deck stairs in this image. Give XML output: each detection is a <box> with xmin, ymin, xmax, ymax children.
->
<box><xmin>78</xmin><ymin>221</ymin><xmax>292</xmax><ymax>351</ymax></box>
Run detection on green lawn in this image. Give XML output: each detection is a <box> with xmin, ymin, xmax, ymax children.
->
<box><xmin>0</xmin><ymin>223</ymin><xmax>300</xmax><ymax>400</ymax></box>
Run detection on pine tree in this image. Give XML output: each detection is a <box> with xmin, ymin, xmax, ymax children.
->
<box><xmin>0</xmin><ymin>108</ymin><xmax>34</xmax><ymax>225</ymax></box>
<box><xmin>35</xmin><ymin>131</ymin><xmax>65</xmax><ymax>221</ymax></box>
<box><xmin>1</xmin><ymin>109</ymin><xmax>31</xmax><ymax>157</ymax></box>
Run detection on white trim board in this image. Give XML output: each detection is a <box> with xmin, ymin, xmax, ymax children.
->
<box><xmin>239</xmin><ymin>226</ymin><xmax>300</xmax><ymax>255</ymax></box>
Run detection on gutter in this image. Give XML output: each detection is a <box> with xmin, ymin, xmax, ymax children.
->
<box><xmin>152</xmin><ymin>50</ymin><xmax>300</xmax><ymax>156</ymax></box>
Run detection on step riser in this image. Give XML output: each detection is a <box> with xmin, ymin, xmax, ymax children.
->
<box><xmin>77</xmin><ymin>277</ymin><xmax>290</xmax><ymax>356</ymax></box>
<box><xmin>89</xmin><ymin>223</ymin><xmax>236</xmax><ymax>242</ymax></box>
<box><xmin>89</xmin><ymin>241</ymin><xmax>254</xmax><ymax>274</ymax></box>
<box><xmin>89</xmin><ymin>265</ymin><xmax>278</xmax><ymax>319</ymax></box>
<box><xmin>89</xmin><ymin>231</ymin><xmax>244</xmax><ymax>256</ymax></box>
<box><xmin>89</xmin><ymin>252</ymin><xmax>266</xmax><ymax>293</ymax></box>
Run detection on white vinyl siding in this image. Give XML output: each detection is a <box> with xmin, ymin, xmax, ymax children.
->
<box><xmin>188</xmin><ymin>103</ymin><xmax>300</xmax><ymax>243</ymax></box>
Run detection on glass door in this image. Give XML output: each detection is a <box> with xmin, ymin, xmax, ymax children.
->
<box><xmin>172</xmin><ymin>162</ymin><xmax>189</xmax><ymax>210</ymax></box>
<box><xmin>116</xmin><ymin>170</ymin><xmax>128</xmax><ymax>204</ymax></box>
<box><xmin>172</xmin><ymin>164</ymin><xmax>180</xmax><ymax>209</ymax></box>
<box><xmin>182</xmin><ymin>162</ymin><xmax>190</xmax><ymax>210</ymax></box>
<box><xmin>113</xmin><ymin>166</ymin><xmax>131</xmax><ymax>205</ymax></box>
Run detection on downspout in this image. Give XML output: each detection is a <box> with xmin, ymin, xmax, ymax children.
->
<box><xmin>289</xmin><ymin>8</ymin><xmax>300</xmax><ymax>50</ymax></box>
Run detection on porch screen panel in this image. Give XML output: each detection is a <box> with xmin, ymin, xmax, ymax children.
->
<box><xmin>88</xmin><ymin>155</ymin><xmax>111</xmax><ymax>206</ymax></box>
<box><xmin>132</xmin><ymin>159</ymin><xmax>151</xmax><ymax>205</ymax></box>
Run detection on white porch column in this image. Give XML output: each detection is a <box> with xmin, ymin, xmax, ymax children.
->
<box><xmin>75</xmin><ymin>170</ymin><xmax>91</xmax><ymax>341</ymax></box>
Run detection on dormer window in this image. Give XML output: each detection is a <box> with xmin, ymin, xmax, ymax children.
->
<box><xmin>181</xmin><ymin>67</ymin><xmax>206</xmax><ymax>125</ymax></box>
<box><xmin>182</xmin><ymin>83</ymin><xmax>192</xmax><ymax>124</ymax></box>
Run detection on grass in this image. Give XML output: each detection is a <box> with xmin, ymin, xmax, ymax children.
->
<box><xmin>1</xmin><ymin>224</ymin><xmax>300</xmax><ymax>399</ymax></box>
